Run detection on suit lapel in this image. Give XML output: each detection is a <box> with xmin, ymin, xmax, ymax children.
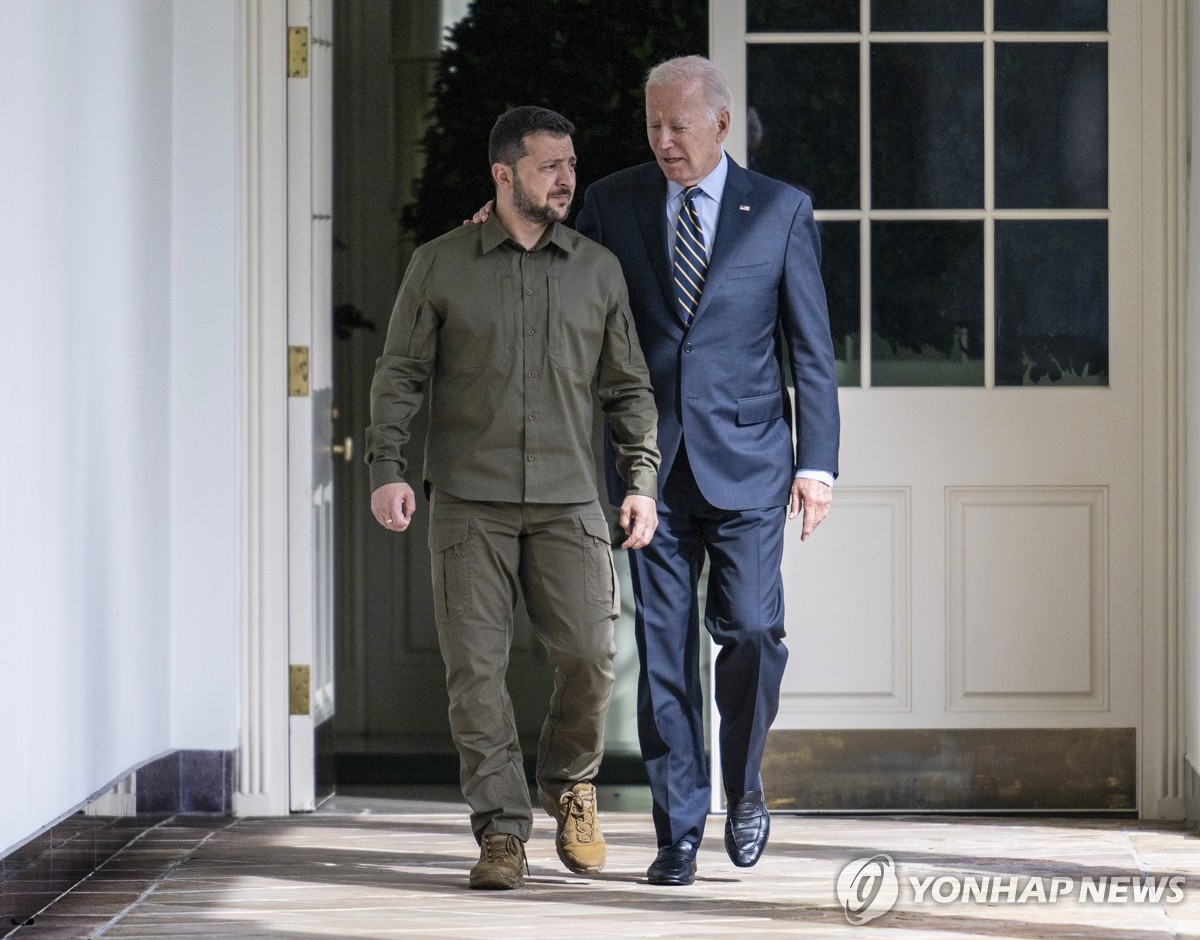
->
<box><xmin>632</xmin><ymin>167</ymin><xmax>675</xmax><ymax>316</ymax></box>
<box><xmin>689</xmin><ymin>157</ymin><xmax>754</xmax><ymax>325</ymax></box>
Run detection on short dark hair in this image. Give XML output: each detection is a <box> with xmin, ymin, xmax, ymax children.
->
<box><xmin>488</xmin><ymin>106</ymin><xmax>575</xmax><ymax>166</ymax></box>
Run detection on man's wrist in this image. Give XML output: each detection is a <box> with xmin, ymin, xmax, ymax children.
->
<box><xmin>794</xmin><ymin>469</ymin><xmax>834</xmax><ymax>488</ymax></box>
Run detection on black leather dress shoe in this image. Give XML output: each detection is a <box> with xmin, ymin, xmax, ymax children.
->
<box><xmin>724</xmin><ymin>791</ymin><xmax>770</xmax><ymax>867</ymax></box>
<box><xmin>646</xmin><ymin>840</ymin><xmax>698</xmax><ymax>886</ymax></box>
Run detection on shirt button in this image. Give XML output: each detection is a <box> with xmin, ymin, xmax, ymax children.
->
<box><xmin>527</xmin><ymin>370</ymin><xmax>536</xmax><ymax>378</ymax></box>
<box><xmin>527</xmin><ymin>454</ymin><xmax>536</xmax><ymax>461</ymax></box>
<box><xmin>527</xmin><ymin>328</ymin><xmax>535</xmax><ymax>336</ymax></box>
<box><xmin>526</xmin><ymin>288</ymin><xmax>533</xmax><ymax>295</ymax></box>
<box><xmin>528</xmin><ymin>412</ymin><xmax>536</xmax><ymax>420</ymax></box>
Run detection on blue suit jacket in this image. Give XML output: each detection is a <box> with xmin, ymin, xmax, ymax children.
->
<box><xmin>576</xmin><ymin>156</ymin><xmax>840</xmax><ymax>512</ymax></box>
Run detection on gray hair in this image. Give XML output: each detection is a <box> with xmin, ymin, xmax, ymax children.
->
<box><xmin>645</xmin><ymin>56</ymin><xmax>733</xmax><ymax>120</ymax></box>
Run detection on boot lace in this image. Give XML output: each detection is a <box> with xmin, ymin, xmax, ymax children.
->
<box><xmin>560</xmin><ymin>787</ymin><xmax>597</xmax><ymax>842</ymax></box>
<box><xmin>482</xmin><ymin>833</ymin><xmax>522</xmax><ymax>864</ymax></box>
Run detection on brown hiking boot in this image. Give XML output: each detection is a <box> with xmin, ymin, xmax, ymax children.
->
<box><xmin>469</xmin><ymin>833</ymin><xmax>527</xmax><ymax>890</ymax></box>
<box><xmin>540</xmin><ymin>782</ymin><xmax>606</xmax><ymax>874</ymax></box>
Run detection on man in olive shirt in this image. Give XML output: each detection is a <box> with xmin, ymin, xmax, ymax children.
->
<box><xmin>365</xmin><ymin>107</ymin><xmax>660</xmax><ymax>891</ymax></box>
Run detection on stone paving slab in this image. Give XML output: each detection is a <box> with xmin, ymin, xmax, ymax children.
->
<box><xmin>5</xmin><ymin>799</ymin><xmax>1200</xmax><ymax>939</ymax></box>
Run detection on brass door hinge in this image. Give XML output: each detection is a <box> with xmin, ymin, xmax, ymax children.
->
<box><xmin>288</xmin><ymin>26</ymin><xmax>309</xmax><ymax>78</ymax></box>
<box><xmin>288</xmin><ymin>345</ymin><xmax>310</xmax><ymax>397</ymax></box>
<box><xmin>289</xmin><ymin>664</ymin><xmax>311</xmax><ymax>715</ymax></box>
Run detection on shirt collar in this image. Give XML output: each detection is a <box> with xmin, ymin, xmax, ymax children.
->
<box><xmin>666</xmin><ymin>151</ymin><xmax>729</xmax><ymax>207</ymax></box>
<box><xmin>480</xmin><ymin>212</ymin><xmax>574</xmax><ymax>255</ymax></box>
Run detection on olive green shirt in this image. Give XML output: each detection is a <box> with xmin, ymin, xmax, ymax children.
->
<box><xmin>366</xmin><ymin>214</ymin><xmax>659</xmax><ymax>504</ymax></box>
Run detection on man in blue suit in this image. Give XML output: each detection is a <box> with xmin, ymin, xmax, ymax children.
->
<box><xmin>574</xmin><ymin>56</ymin><xmax>840</xmax><ymax>886</ymax></box>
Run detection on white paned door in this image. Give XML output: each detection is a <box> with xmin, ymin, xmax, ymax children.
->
<box><xmin>710</xmin><ymin>0</ymin><xmax>1163</xmax><ymax>811</ymax></box>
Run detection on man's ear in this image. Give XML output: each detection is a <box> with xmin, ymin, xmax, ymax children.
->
<box><xmin>491</xmin><ymin>162</ymin><xmax>512</xmax><ymax>191</ymax></box>
<box><xmin>715</xmin><ymin>109</ymin><xmax>731</xmax><ymax>145</ymax></box>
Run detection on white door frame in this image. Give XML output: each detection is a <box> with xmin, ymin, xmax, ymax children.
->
<box><xmin>1137</xmin><ymin>0</ymin><xmax>1188</xmax><ymax>821</ymax></box>
<box><xmin>286</xmin><ymin>0</ymin><xmax>337</xmax><ymax>812</ymax></box>
<box><xmin>234</xmin><ymin>0</ymin><xmax>291</xmax><ymax>817</ymax></box>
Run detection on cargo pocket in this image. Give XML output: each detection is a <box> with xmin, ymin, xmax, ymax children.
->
<box><xmin>429</xmin><ymin>522</ymin><xmax>471</xmax><ymax>624</ymax></box>
<box><xmin>581</xmin><ymin>515</ymin><xmax>620</xmax><ymax>617</ymax></box>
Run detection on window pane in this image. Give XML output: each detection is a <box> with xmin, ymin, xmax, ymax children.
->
<box><xmin>995</xmin><ymin>220</ymin><xmax>1107</xmax><ymax>386</ymax></box>
<box><xmin>748</xmin><ymin>0</ymin><xmax>858</xmax><ymax>32</ymax></box>
<box><xmin>871</xmin><ymin>0</ymin><xmax>982</xmax><ymax>32</ymax></box>
<box><xmin>995</xmin><ymin>43</ymin><xmax>1107</xmax><ymax>208</ymax></box>
<box><xmin>872</xmin><ymin>222</ymin><xmax>984</xmax><ymax>386</ymax></box>
<box><xmin>994</xmin><ymin>0</ymin><xmax>1106</xmax><ymax>32</ymax></box>
<box><xmin>748</xmin><ymin>44</ymin><xmax>859</xmax><ymax>209</ymax></box>
<box><xmin>818</xmin><ymin>222</ymin><xmax>861</xmax><ymax>386</ymax></box>
<box><xmin>871</xmin><ymin>44</ymin><xmax>983</xmax><ymax>209</ymax></box>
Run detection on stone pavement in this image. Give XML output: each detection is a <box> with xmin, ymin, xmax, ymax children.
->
<box><xmin>6</xmin><ymin>786</ymin><xmax>1200</xmax><ymax>938</ymax></box>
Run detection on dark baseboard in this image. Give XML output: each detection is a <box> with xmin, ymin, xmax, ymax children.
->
<box><xmin>335</xmin><ymin>750</ymin><xmax>650</xmax><ymax>787</ymax></box>
<box><xmin>136</xmin><ymin>750</ymin><xmax>238</xmax><ymax>814</ymax></box>
<box><xmin>1</xmin><ymin>749</ymin><xmax>236</xmax><ymax>934</ymax></box>
<box><xmin>338</xmin><ymin>731</ymin><xmax>1139</xmax><ymax>814</ymax></box>
<box><xmin>763</xmin><ymin>728</ymin><xmax>1137</xmax><ymax>813</ymax></box>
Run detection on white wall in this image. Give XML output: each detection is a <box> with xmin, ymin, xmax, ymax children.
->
<box><xmin>168</xmin><ymin>0</ymin><xmax>240</xmax><ymax>747</ymax></box>
<box><xmin>0</xmin><ymin>0</ymin><xmax>241</xmax><ymax>856</ymax></box>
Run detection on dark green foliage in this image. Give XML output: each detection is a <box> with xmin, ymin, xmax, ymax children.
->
<box><xmin>403</xmin><ymin>0</ymin><xmax>706</xmax><ymax>245</ymax></box>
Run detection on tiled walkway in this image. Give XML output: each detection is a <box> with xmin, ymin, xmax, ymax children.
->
<box><xmin>7</xmin><ymin>787</ymin><xmax>1200</xmax><ymax>939</ymax></box>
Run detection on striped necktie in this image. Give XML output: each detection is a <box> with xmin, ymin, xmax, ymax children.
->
<box><xmin>673</xmin><ymin>185</ymin><xmax>708</xmax><ymax>326</ymax></box>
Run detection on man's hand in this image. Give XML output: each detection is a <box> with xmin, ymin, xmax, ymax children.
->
<box><xmin>463</xmin><ymin>199</ymin><xmax>494</xmax><ymax>226</ymax></box>
<box><xmin>789</xmin><ymin>477</ymin><xmax>832</xmax><ymax>541</ymax></box>
<box><xmin>371</xmin><ymin>481</ymin><xmax>417</xmax><ymax>532</ymax></box>
<box><xmin>618</xmin><ymin>494</ymin><xmax>658</xmax><ymax>549</ymax></box>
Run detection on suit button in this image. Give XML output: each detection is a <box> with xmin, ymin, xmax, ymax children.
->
<box><xmin>684</xmin><ymin>342</ymin><xmax>693</xmax><ymax>352</ymax></box>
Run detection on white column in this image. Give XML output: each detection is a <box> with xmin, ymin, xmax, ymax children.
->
<box><xmin>234</xmin><ymin>0</ymin><xmax>292</xmax><ymax>817</ymax></box>
<box><xmin>1184</xmin><ymin>2</ymin><xmax>1200</xmax><ymax>810</ymax></box>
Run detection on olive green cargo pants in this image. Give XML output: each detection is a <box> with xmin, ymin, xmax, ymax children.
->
<box><xmin>428</xmin><ymin>488</ymin><xmax>620</xmax><ymax>843</ymax></box>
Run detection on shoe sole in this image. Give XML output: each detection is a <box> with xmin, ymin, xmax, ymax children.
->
<box><xmin>556</xmin><ymin>845</ymin><xmax>605</xmax><ymax>874</ymax></box>
<box><xmin>469</xmin><ymin>873</ymin><xmax>524</xmax><ymax>890</ymax></box>
<box><xmin>646</xmin><ymin>871</ymin><xmax>696</xmax><ymax>886</ymax></box>
<box><xmin>646</xmin><ymin>859</ymin><xmax>698</xmax><ymax>886</ymax></box>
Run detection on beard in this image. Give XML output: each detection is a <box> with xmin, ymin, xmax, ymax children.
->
<box><xmin>512</xmin><ymin>174</ymin><xmax>573</xmax><ymax>225</ymax></box>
